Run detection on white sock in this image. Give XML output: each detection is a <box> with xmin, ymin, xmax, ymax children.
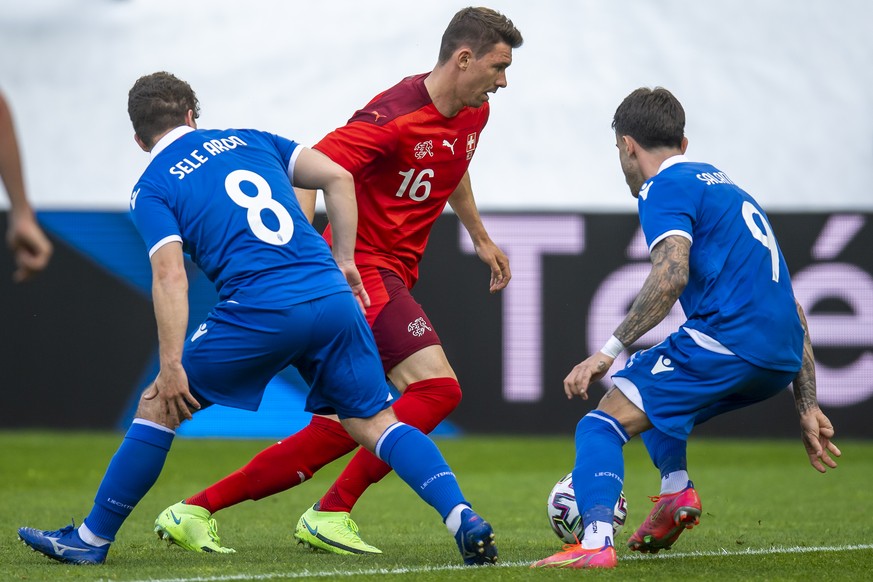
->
<box><xmin>77</xmin><ymin>522</ymin><xmax>111</xmax><ymax>547</ymax></box>
<box><xmin>661</xmin><ymin>470</ymin><xmax>690</xmax><ymax>495</ymax></box>
<box><xmin>581</xmin><ymin>521</ymin><xmax>613</xmax><ymax>549</ymax></box>
<box><xmin>444</xmin><ymin>504</ymin><xmax>469</xmax><ymax>535</ymax></box>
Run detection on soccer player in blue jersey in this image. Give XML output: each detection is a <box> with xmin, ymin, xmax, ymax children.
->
<box><xmin>17</xmin><ymin>71</ymin><xmax>497</xmax><ymax>566</ymax></box>
<box><xmin>533</xmin><ymin>87</ymin><xmax>841</xmax><ymax>569</ymax></box>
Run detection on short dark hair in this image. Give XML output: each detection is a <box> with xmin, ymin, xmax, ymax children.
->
<box><xmin>128</xmin><ymin>72</ymin><xmax>200</xmax><ymax>148</ymax></box>
<box><xmin>612</xmin><ymin>87</ymin><xmax>685</xmax><ymax>150</ymax></box>
<box><xmin>437</xmin><ymin>6</ymin><xmax>523</xmax><ymax>64</ymax></box>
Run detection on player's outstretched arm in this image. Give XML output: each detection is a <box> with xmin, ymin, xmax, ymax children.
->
<box><xmin>145</xmin><ymin>241</ymin><xmax>200</xmax><ymax>428</ymax></box>
<box><xmin>448</xmin><ymin>171</ymin><xmax>510</xmax><ymax>293</ymax></box>
<box><xmin>565</xmin><ymin>235</ymin><xmax>689</xmax><ymax>400</ymax></box>
<box><xmin>612</xmin><ymin>235</ymin><xmax>689</xmax><ymax>347</ymax></box>
<box><xmin>792</xmin><ymin>300</ymin><xmax>841</xmax><ymax>472</ymax></box>
<box><xmin>0</xmin><ymin>92</ymin><xmax>52</xmax><ymax>282</ymax></box>
<box><xmin>293</xmin><ymin>147</ymin><xmax>369</xmax><ymax>310</ymax></box>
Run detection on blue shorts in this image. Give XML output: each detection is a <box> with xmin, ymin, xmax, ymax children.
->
<box><xmin>181</xmin><ymin>291</ymin><xmax>392</xmax><ymax>419</ymax></box>
<box><xmin>612</xmin><ymin>329</ymin><xmax>796</xmax><ymax>440</ymax></box>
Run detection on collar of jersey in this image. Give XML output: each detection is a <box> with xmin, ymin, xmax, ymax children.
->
<box><xmin>657</xmin><ymin>154</ymin><xmax>690</xmax><ymax>175</ymax></box>
<box><xmin>150</xmin><ymin>125</ymin><xmax>196</xmax><ymax>159</ymax></box>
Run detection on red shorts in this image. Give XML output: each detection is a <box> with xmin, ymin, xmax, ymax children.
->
<box><xmin>360</xmin><ymin>266</ymin><xmax>441</xmax><ymax>372</ymax></box>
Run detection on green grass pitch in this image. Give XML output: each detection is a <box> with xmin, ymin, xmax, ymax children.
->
<box><xmin>3</xmin><ymin>431</ymin><xmax>871</xmax><ymax>581</ymax></box>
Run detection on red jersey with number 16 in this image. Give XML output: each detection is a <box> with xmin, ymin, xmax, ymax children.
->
<box><xmin>315</xmin><ymin>73</ymin><xmax>489</xmax><ymax>289</ymax></box>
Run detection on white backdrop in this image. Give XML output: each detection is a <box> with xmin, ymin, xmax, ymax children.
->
<box><xmin>1</xmin><ymin>0</ymin><xmax>871</xmax><ymax>211</ymax></box>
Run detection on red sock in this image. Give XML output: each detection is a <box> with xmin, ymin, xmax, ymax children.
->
<box><xmin>186</xmin><ymin>415</ymin><xmax>357</xmax><ymax>513</ymax></box>
<box><xmin>318</xmin><ymin>377</ymin><xmax>462</xmax><ymax>513</ymax></box>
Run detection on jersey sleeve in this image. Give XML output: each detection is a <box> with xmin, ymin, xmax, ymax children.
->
<box><xmin>258</xmin><ymin>131</ymin><xmax>302</xmax><ymax>180</ymax></box>
<box><xmin>129</xmin><ymin>184</ymin><xmax>182</xmax><ymax>258</ymax></box>
<box><xmin>314</xmin><ymin>121</ymin><xmax>398</xmax><ymax>174</ymax></box>
<box><xmin>637</xmin><ymin>176</ymin><xmax>697</xmax><ymax>253</ymax></box>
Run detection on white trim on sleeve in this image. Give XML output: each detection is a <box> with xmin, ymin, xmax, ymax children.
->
<box><xmin>286</xmin><ymin>145</ymin><xmax>304</xmax><ymax>184</ymax></box>
<box><xmin>148</xmin><ymin>235</ymin><xmax>183</xmax><ymax>258</ymax></box>
<box><xmin>648</xmin><ymin>229</ymin><xmax>692</xmax><ymax>254</ymax></box>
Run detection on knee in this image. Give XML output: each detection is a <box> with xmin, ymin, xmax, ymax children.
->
<box><xmin>134</xmin><ymin>388</ymin><xmax>179</xmax><ymax>430</ymax></box>
<box><xmin>576</xmin><ymin>411</ymin><xmax>631</xmax><ymax>445</ymax></box>
<box><xmin>439</xmin><ymin>378</ymin><xmax>463</xmax><ymax>411</ymax></box>
<box><xmin>406</xmin><ymin>377</ymin><xmax>463</xmax><ymax>412</ymax></box>
<box><xmin>341</xmin><ymin>408</ymin><xmax>397</xmax><ymax>452</ymax></box>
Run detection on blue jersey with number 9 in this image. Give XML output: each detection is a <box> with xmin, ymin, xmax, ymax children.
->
<box><xmin>638</xmin><ymin>158</ymin><xmax>803</xmax><ymax>372</ymax></box>
<box><xmin>129</xmin><ymin>127</ymin><xmax>347</xmax><ymax>307</ymax></box>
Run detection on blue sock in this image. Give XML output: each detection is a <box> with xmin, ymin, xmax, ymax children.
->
<box><xmin>375</xmin><ymin>422</ymin><xmax>466</xmax><ymax>520</ymax></box>
<box><xmin>573</xmin><ymin>411</ymin><xmax>629</xmax><ymax>530</ymax></box>
<box><xmin>83</xmin><ymin>420</ymin><xmax>175</xmax><ymax>541</ymax></box>
<box><xmin>641</xmin><ymin>428</ymin><xmax>686</xmax><ymax>478</ymax></box>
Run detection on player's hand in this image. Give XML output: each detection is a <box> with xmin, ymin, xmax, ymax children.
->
<box><xmin>6</xmin><ymin>212</ymin><xmax>52</xmax><ymax>282</ymax></box>
<box><xmin>144</xmin><ymin>366</ymin><xmax>200</xmax><ymax>429</ymax></box>
<box><xmin>563</xmin><ymin>352</ymin><xmax>615</xmax><ymax>400</ymax></box>
<box><xmin>799</xmin><ymin>407</ymin><xmax>841</xmax><ymax>473</ymax></box>
<box><xmin>473</xmin><ymin>239</ymin><xmax>511</xmax><ymax>293</ymax></box>
<box><xmin>336</xmin><ymin>259</ymin><xmax>370</xmax><ymax>314</ymax></box>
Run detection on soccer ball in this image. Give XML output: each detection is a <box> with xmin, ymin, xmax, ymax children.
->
<box><xmin>547</xmin><ymin>472</ymin><xmax>628</xmax><ymax>544</ymax></box>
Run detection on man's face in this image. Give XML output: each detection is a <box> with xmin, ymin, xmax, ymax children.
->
<box><xmin>459</xmin><ymin>42</ymin><xmax>513</xmax><ymax>108</ymax></box>
<box><xmin>616</xmin><ymin>133</ymin><xmax>645</xmax><ymax>197</ymax></box>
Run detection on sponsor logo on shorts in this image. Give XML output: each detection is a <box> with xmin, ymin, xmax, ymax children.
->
<box><xmin>651</xmin><ymin>355</ymin><xmax>675</xmax><ymax>375</ymax></box>
<box><xmin>407</xmin><ymin>317</ymin><xmax>432</xmax><ymax>337</ymax></box>
<box><xmin>191</xmin><ymin>323</ymin><xmax>208</xmax><ymax>342</ymax></box>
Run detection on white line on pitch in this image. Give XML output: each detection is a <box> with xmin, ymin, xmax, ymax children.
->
<box><xmin>128</xmin><ymin>543</ymin><xmax>873</xmax><ymax>582</ymax></box>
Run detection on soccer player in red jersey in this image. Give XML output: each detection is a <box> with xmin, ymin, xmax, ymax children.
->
<box><xmin>0</xmin><ymin>90</ymin><xmax>53</xmax><ymax>282</ymax></box>
<box><xmin>155</xmin><ymin>7</ymin><xmax>523</xmax><ymax>557</ymax></box>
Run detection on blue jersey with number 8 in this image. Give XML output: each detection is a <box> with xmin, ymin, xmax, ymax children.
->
<box><xmin>130</xmin><ymin>127</ymin><xmax>347</xmax><ymax>307</ymax></box>
<box><xmin>638</xmin><ymin>158</ymin><xmax>803</xmax><ymax>372</ymax></box>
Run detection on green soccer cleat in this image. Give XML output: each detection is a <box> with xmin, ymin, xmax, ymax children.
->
<box><xmin>154</xmin><ymin>501</ymin><xmax>236</xmax><ymax>554</ymax></box>
<box><xmin>294</xmin><ymin>505</ymin><xmax>382</xmax><ymax>555</ymax></box>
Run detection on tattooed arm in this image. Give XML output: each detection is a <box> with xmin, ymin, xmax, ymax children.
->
<box><xmin>613</xmin><ymin>235</ymin><xmax>689</xmax><ymax>347</ymax></box>
<box><xmin>563</xmin><ymin>235</ymin><xmax>689</xmax><ymax>400</ymax></box>
<box><xmin>793</xmin><ymin>300</ymin><xmax>841</xmax><ymax>473</ymax></box>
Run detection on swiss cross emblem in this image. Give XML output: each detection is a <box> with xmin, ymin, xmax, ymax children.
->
<box><xmin>414</xmin><ymin>140</ymin><xmax>434</xmax><ymax>160</ymax></box>
<box><xmin>465</xmin><ymin>132</ymin><xmax>477</xmax><ymax>160</ymax></box>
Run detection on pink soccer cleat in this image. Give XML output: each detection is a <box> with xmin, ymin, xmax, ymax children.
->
<box><xmin>531</xmin><ymin>541</ymin><xmax>617</xmax><ymax>569</ymax></box>
<box><xmin>627</xmin><ymin>480</ymin><xmax>701</xmax><ymax>553</ymax></box>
